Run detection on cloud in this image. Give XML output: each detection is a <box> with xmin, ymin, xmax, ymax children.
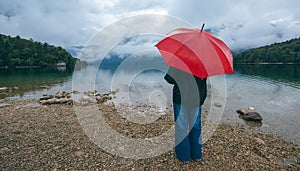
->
<box><xmin>77</xmin><ymin>14</ymin><xmax>192</xmax><ymax>61</ymax></box>
<box><xmin>108</xmin><ymin>35</ymin><xmax>161</xmax><ymax>58</ymax></box>
<box><xmin>0</xmin><ymin>0</ymin><xmax>299</xmax><ymax>52</ymax></box>
<box><xmin>168</xmin><ymin>0</ymin><xmax>300</xmax><ymax>50</ymax></box>
<box><xmin>0</xmin><ymin>0</ymin><xmax>97</xmax><ymax>46</ymax></box>
<box><xmin>0</xmin><ymin>0</ymin><xmax>169</xmax><ymax>48</ymax></box>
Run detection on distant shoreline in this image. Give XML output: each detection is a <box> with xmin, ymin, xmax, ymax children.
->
<box><xmin>1</xmin><ymin>62</ymin><xmax>299</xmax><ymax>69</ymax></box>
<box><xmin>0</xmin><ymin>65</ymin><xmax>67</xmax><ymax>69</ymax></box>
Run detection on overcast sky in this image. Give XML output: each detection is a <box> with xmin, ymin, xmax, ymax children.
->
<box><xmin>1</xmin><ymin>0</ymin><xmax>300</xmax><ymax>52</ymax></box>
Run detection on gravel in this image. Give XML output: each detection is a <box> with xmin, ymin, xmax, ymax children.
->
<box><xmin>0</xmin><ymin>98</ymin><xmax>299</xmax><ymax>170</ymax></box>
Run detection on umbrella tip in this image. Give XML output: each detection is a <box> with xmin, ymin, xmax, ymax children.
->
<box><xmin>200</xmin><ymin>23</ymin><xmax>205</xmax><ymax>32</ymax></box>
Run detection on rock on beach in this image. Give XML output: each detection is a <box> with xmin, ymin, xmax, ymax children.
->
<box><xmin>236</xmin><ymin>108</ymin><xmax>263</xmax><ymax>122</ymax></box>
<box><xmin>0</xmin><ymin>87</ymin><xmax>11</xmax><ymax>93</ymax></box>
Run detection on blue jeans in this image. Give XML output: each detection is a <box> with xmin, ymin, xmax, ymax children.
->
<box><xmin>173</xmin><ymin>103</ymin><xmax>202</xmax><ymax>162</ymax></box>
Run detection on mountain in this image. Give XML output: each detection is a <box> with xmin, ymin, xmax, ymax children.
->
<box><xmin>66</xmin><ymin>45</ymin><xmax>84</xmax><ymax>58</ymax></box>
<box><xmin>234</xmin><ymin>37</ymin><xmax>300</xmax><ymax>63</ymax></box>
<box><xmin>0</xmin><ymin>34</ymin><xmax>77</xmax><ymax>68</ymax></box>
<box><xmin>98</xmin><ymin>52</ymin><xmax>166</xmax><ymax>73</ymax></box>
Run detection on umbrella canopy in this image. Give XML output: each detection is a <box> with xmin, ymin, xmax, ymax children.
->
<box><xmin>155</xmin><ymin>26</ymin><xmax>233</xmax><ymax>78</ymax></box>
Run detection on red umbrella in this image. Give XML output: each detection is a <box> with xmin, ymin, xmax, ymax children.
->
<box><xmin>155</xmin><ymin>24</ymin><xmax>233</xmax><ymax>78</ymax></box>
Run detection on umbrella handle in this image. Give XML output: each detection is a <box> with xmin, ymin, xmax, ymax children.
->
<box><xmin>201</xmin><ymin>23</ymin><xmax>205</xmax><ymax>32</ymax></box>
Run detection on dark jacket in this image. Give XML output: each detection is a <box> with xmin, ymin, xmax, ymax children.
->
<box><xmin>164</xmin><ymin>67</ymin><xmax>207</xmax><ymax>106</ymax></box>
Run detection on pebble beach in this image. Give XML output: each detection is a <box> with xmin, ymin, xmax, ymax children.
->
<box><xmin>0</xmin><ymin>93</ymin><xmax>299</xmax><ymax>170</ymax></box>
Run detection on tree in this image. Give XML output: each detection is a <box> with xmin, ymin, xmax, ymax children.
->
<box><xmin>234</xmin><ymin>37</ymin><xmax>300</xmax><ymax>63</ymax></box>
<box><xmin>0</xmin><ymin>33</ymin><xmax>78</xmax><ymax>68</ymax></box>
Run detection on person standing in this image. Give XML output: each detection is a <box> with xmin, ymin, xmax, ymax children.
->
<box><xmin>164</xmin><ymin>67</ymin><xmax>207</xmax><ymax>163</ymax></box>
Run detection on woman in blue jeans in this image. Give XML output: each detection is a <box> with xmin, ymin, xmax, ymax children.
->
<box><xmin>164</xmin><ymin>67</ymin><xmax>207</xmax><ymax>163</ymax></box>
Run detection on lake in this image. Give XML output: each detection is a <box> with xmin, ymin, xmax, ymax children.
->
<box><xmin>0</xmin><ymin>62</ymin><xmax>299</xmax><ymax>146</ymax></box>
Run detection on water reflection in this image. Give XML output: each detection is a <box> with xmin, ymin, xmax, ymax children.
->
<box><xmin>238</xmin><ymin>115</ymin><xmax>263</xmax><ymax>128</ymax></box>
<box><xmin>234</xmin><ymin>64</ymin><xmax>300</xmax><ymax>87</ymax></box>
<box><xmin>0</xmin><ymin>68</ymin><xmax>73</xmax><ymax>98</ymax></box>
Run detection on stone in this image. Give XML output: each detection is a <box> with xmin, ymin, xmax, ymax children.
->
<box><xmin>0</xmin><ymin>103</ymin><xmax>11</xmax><ymax>108</ymax></box>
<box><xmin>248</xmin><ymin>106</ymin><xmax>255</xmax><ymax>110</ymax></box>
<box><xmin>40</xmin><ymin>85</ymin><xmax>49</xmax><ymax>89</ymax></box>
<box><xmin>74</xmin><ymin>100</ymin><xmax>81</xmax><ymax>105</ymax></box>
<box><xmin>236</xmin><ymin>109</ymin><xmax>249</xmax><ymax>115</ymax></box>
<box><xmin>0</xmin><ymin>87</ymin><xmax>10</xmax><ymax>92</ymax></box>
<box><xmin>241</xmin><ymin>112</ymin><xmax>263</xmax><ymax>122</ymax></box>
<box><xmin>254</xmin><ymin>137</ymin><xmax>266</xmax><ymax>145</ymax></box>
<box><xmin>74</xmin><ymin>150</ymin><xmax>84</xmax><ymax>157</ymax></box>
<box><xmin>0</xmin><ymin>147</ymin><xmax>11</xmax><ymax>154</ymax></box>
<box><xmin>40</xmin><ymin>95</ymin><xmax>52</xmax><ymax>101</ymax></box>
<box><xmin>213</xmin><ymin>102</ymin><xmax>222</xmax><ymax>107</ymax></box>
<box><xmin>236</xmin><ymin>109</ymin><xmax>263</xmax><ymax>122</ymax></box>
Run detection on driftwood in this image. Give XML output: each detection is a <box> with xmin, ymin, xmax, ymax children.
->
<box><xmin>40</xmin><ymin>98</ymin><xmax>73</xmax><ymax>105</ymax></box>
<box><xmin>236</xmin><ymin>109</ymin><xmax>263</xmax><ymax>122</ymax></box>
<box><xmin>0</xmin><ymin>87</ymin><xmax>11</xmax><ymax>93</ymax></box>
<box><xmin>39</xmin><ymin>89</ymin><xmax>117</xmax><ymax>105</ymax></box>
<box><xmin>39</xmin><ymin>91</ymin><xmax>74</xmax><ymax>105</ymax></box>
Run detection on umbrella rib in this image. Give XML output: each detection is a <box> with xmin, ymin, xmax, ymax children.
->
<box><xmin>206</xmin><ymin>36</ymin><xmax>233</xmax><ymax>73</ymax></box>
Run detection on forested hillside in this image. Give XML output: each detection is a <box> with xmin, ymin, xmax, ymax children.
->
<box><xmin>0</xmin><ymin>34</ymin><xmax>77</xmax><ymax>68</ymax></box>
<box><xmin>234</xmin><ymin>38</ymin><xmax>300</xmax><ymax>63</ymax></box>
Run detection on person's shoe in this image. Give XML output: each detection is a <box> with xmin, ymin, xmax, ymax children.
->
<box><xmin>178</xmin><ymin>158</ymin><xmax>189</xmax><ymax>164</ymax></box>
<box><xmin>182</xmin><ymin>160</ymin><xmax>189</xmax><ymax>164</ymax></box>
<box><xmin>193</xmin><ymin>158</ymin><xmax>202</xmax><ymax>162</ymax></box>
